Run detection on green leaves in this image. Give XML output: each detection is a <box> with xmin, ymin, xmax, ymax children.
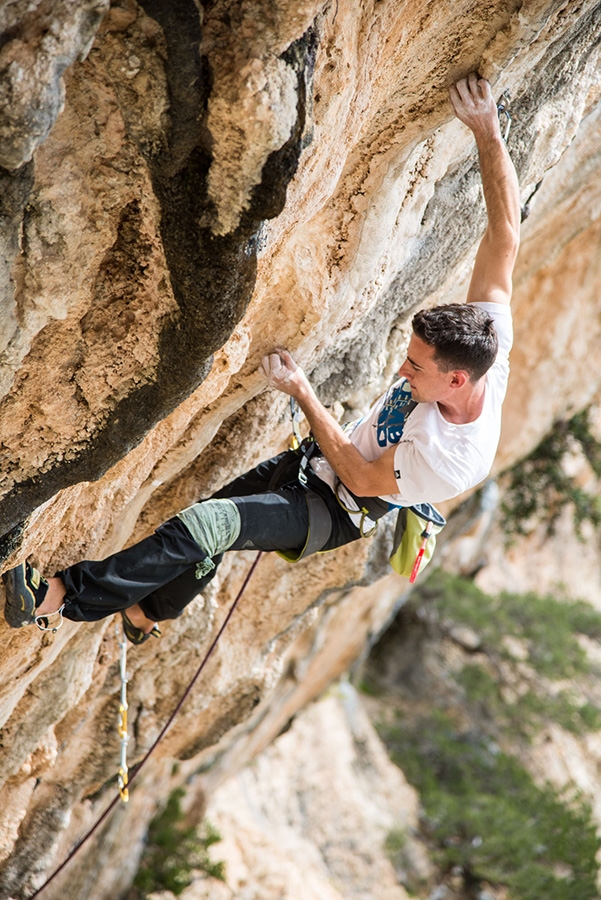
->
<box><xmin>501</xmin><ymin>408</ymin><xmax>601</xmax><ymax>539</ymax></box>
<box><xmin>133</xmin><ymin>788</ymin><xmax>225</xmax><ymax>897</ymax></box>
<box><xmin>375</xmin><ymin>571</ymin><xmax>601</xmax><ymax>898</ymax></box>
<box><xmin>380</xmin><ymin>712</ymin><xmax>600</xmax><ymax>900</ymax></box>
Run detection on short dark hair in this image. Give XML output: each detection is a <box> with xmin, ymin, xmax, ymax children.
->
<box><xmin>412</xmin><ymin>303</ymin><xmax>498</xmax><ymax>381</ymax></box>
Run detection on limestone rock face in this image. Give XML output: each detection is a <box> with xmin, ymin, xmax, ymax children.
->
<box><xmin>1</xmin><ymin>1</ymin><xmax>601</xmax><ymax>897</ymax></box>
<box><xmin>0</xmin><ymin>0</ymin><xmax>109</xmax><ymax>170</ymax></box>
<box><xmin>193</xmin><ymin>686</ymin><xmax>425</xmax><ymax>900</ymax></box>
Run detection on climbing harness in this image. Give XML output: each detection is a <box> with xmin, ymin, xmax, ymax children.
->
<box><xmin>116</xmin><ymin>620</ymin><xmax>130</xmax><ymax>803</ymax></box>
<box><xmin>288</xmin><ymin>399</ymin><xmax>445</xmax><ymax>576</ymax></box>
<box><xmin>334</xmin><ymin>480</ymin><xmax>380</xmax><ymax>539</ymax></box>
<box><xmin>289</xmin><ymin>397</ymin><xmax>303</xmax><ymax>450</ymax></box>
<box><xmin>497</xmin><ymin>90</ymin><xmax>512</xmax><ymax>143</ymax></box>
<box><xmin>296</xmin><ymin>428</ymin><xmax>388</xmax><ymax>541</ymax></box>
<box><xmin>26</xmin><ymin>551</ymin><xmax>263</xmax><ymax>900</ymax></box>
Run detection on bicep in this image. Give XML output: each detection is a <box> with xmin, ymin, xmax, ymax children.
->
<box><xmin>347</xmin><ymin>445</ymin><xmax>398</xmax><ymax>497</ymax></box>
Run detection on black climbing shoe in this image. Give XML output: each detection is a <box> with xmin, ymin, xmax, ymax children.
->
<box><xmin>120</xmin><ymin>610</ymin><xmax>161</xmax><ymax>646</ymax></box>
<box><xmin>3</xmin><ymin>561</ymin><xmax>50</xmax><ymax>628</ymax></box>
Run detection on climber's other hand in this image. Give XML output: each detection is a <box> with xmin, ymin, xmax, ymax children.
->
<box><xmin>261</xmin><ymin>349</ymin><xmax>310</xmax><ymax>398</ymax></box>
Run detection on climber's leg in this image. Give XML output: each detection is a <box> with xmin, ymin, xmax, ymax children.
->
<box><xmin>52</xmin><ymin>516</ymin><xmax>211</xmax><ymax>623</ymax></box>
<box><xmin>138</xmin><ymin>554</ymin><xmax>223</xmax><ymax>622</ymax></box>
<box><xmin>4</xmin><ymin>454</ymin><xmax>357</xmax><ymax>632</ymax></box>
<box><xmin>2</xmin><ymin>499</ymin><xmax>233</xmax><ymax>633</ymax></box>
<box><xmin>55</xmin><ymin>498</ymin><xmax>244</xmax><ymax>625</ymax></box>
<box><xmin>138</xmin><ymin>486</ymin><xmax>310</xmax><ymax>623</ymax></box>
<box><xmin>135</xmin><ymin>451</ymin><xmax>306</xmax><ymax>622</ymax></box>
<box><xmin>136</xmin><ymin>457</ymin><xmax>362</xmax><ymax>625</ymax></box>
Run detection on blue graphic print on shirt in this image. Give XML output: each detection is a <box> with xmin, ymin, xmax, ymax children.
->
<box><xmin>376</xmin><ymin>380</ymin><xmax>416</xmax><ymax>447</ymax></box>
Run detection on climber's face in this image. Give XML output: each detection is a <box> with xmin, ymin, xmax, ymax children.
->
<box><xmin>398</xmin><ymin>334</ymin><xmax>460</xmax><ymax>403</ymax></box>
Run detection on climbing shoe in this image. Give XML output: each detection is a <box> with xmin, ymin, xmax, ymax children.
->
<box><xmin>3</xmin><ymin>561</ymin><xmax>50</xmax><ymax>628</ymax></box>
<box><xmin>120</xmin><ymin>610</ymin><xmax>161</xmax><ymax>646</ymax></box>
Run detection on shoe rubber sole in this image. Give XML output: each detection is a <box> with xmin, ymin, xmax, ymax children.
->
<box><xmin>2</xmin><ymin>564</ymin><xmax>37</xmax><ymax>628</ymax></box>
<box><xmin>120</xmin><ymin>610</ymin><xmax>161</xmax><ymax>645</ymax></box>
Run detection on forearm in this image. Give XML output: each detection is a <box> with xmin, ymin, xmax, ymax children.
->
<box><xmin>261</xmin><ymin>349</ymin><xmax>398</xmax><ymax>497</ymax></box>
<box><xmin>450</xmin><ymin>76</ymin><xmax>521</xmax><ymax>303</ymax></box>
<box><xmin>476</xmin><ymin>129</ymin><xmax>521</xmax><ymax>248</ymax></box>
<box><xmin>293</xmin><ymin>382</ymin><xmax>373</xmax><ymax>495</ymax></box>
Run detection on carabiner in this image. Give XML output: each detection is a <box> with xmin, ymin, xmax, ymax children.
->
<box><xmin>290</xmin><ymin>397</ymin><xmax>303</xmax><ymax>450</ymax></box>
<box><xmin>497</xmin><ymin>90</ymin><xmax>512</xmax><ymax>143</ymax></box>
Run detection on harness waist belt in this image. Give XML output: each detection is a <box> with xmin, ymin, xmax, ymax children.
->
<box><xmin>300</xmin><ymin>437</ymin><xmax>391</xmax><ymax>526</ymax></box>
<box><xmin>341</xmin><ymin>487</ymin><xmax>390</xmax><ymax>521</ymax></box>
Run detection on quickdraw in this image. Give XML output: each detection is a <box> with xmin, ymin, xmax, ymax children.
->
<box><xmin>116</xmin><ymin>621</ymin><xmax>130</xmax><ymax>803</ymax></box>
<box><xmin>497</xmin><ymin>89</ymin><xmax>512</xmax><ymax>143</ymax></box>
<box><xmin>27</xmin><ymin>552</ymin><xmax>263</xmax><ymax>900</ymax></box>
<box><xmin>289</xmin><ymin>397</ymin><xmax>303</xmax><ymax>450</ymax></box>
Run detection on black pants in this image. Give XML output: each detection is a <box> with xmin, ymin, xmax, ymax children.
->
<box><xmin>58</xmin><ymin>450</ymin><xmax>361</xmax><ymax>623</ymax></box>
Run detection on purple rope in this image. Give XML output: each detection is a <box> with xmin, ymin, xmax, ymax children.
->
<box><xmin>27</xmin><ymin>551</ymin><xmax>263</xmax><ymax>899</ymax></box>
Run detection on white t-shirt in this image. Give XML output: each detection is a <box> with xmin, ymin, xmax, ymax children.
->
<box><xmin>311</xmin><ymin>302</ymin><xmax>513</xmax><ymax>518</ymax></box>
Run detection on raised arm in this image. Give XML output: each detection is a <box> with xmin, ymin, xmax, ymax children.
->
<box><xmin>450</xmin><ymin>74</ymin><xmax>521</xmax><ymax>306</ymax></box>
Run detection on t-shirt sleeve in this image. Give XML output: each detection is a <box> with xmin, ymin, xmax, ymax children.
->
<box><xmin>472</xmin><ymin>301</ymin><xmax>513</xmax><ymax>408</ymax></box>
<box><xmin>473</xmin><ymin>301</ymin><xmax>513</xmax><ymax>360</ymax></box>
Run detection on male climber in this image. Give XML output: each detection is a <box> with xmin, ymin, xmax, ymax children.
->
<box><xmin>2</xmin><ymin>74</ymin><xmax>521</xmax><ymax>642</ymax></box>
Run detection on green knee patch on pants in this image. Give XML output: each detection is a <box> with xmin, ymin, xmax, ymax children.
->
<box><xmin>177</xmin><ymin>499</ymin><xmax>241</xmax><ymax>578</ymax></box>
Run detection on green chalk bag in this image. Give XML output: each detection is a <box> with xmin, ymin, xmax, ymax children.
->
<box><xmin>389</xmin><ymin>503</ymin><xmax>446</xmax><ymax>581</ymax></box>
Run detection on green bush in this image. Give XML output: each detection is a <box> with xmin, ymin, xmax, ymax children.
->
<box><xmin>378</xmin><ymin>711</ymin><xmax>600</xmax><ymax>900</ymax></box>
<box><xmin>373</xmin><ymin>571</ymin><xmax>601</xmax><ymax>895</ymax></box>
<box><xmin>501</xmin><ymin>408</ymin><xmax>601</xmax><ymax>539</ymax></box>
<box><xmin>457</xmin><ymin>662</ymin><xmax>601</xmax><ymax>737</ymax></box>
<box><xmin>413</xmin><ymin>571</ymin><xmax>601</xmax><ymax>739</ymax></box>
<box><xmin>418</xmin><ymin>569</ymin><xmax>601</xmax><ymax>681</ymax></box>
<box><xmin>133</xmin><ymin>788</ymin><xmax>225</xmax><ymax>897</ymax></box>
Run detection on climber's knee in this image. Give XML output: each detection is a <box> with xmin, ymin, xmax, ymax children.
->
<box><xmin>177</xmin><ymin>498</ymin><xmax>241</xmax><ymax>559</ymax></box>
